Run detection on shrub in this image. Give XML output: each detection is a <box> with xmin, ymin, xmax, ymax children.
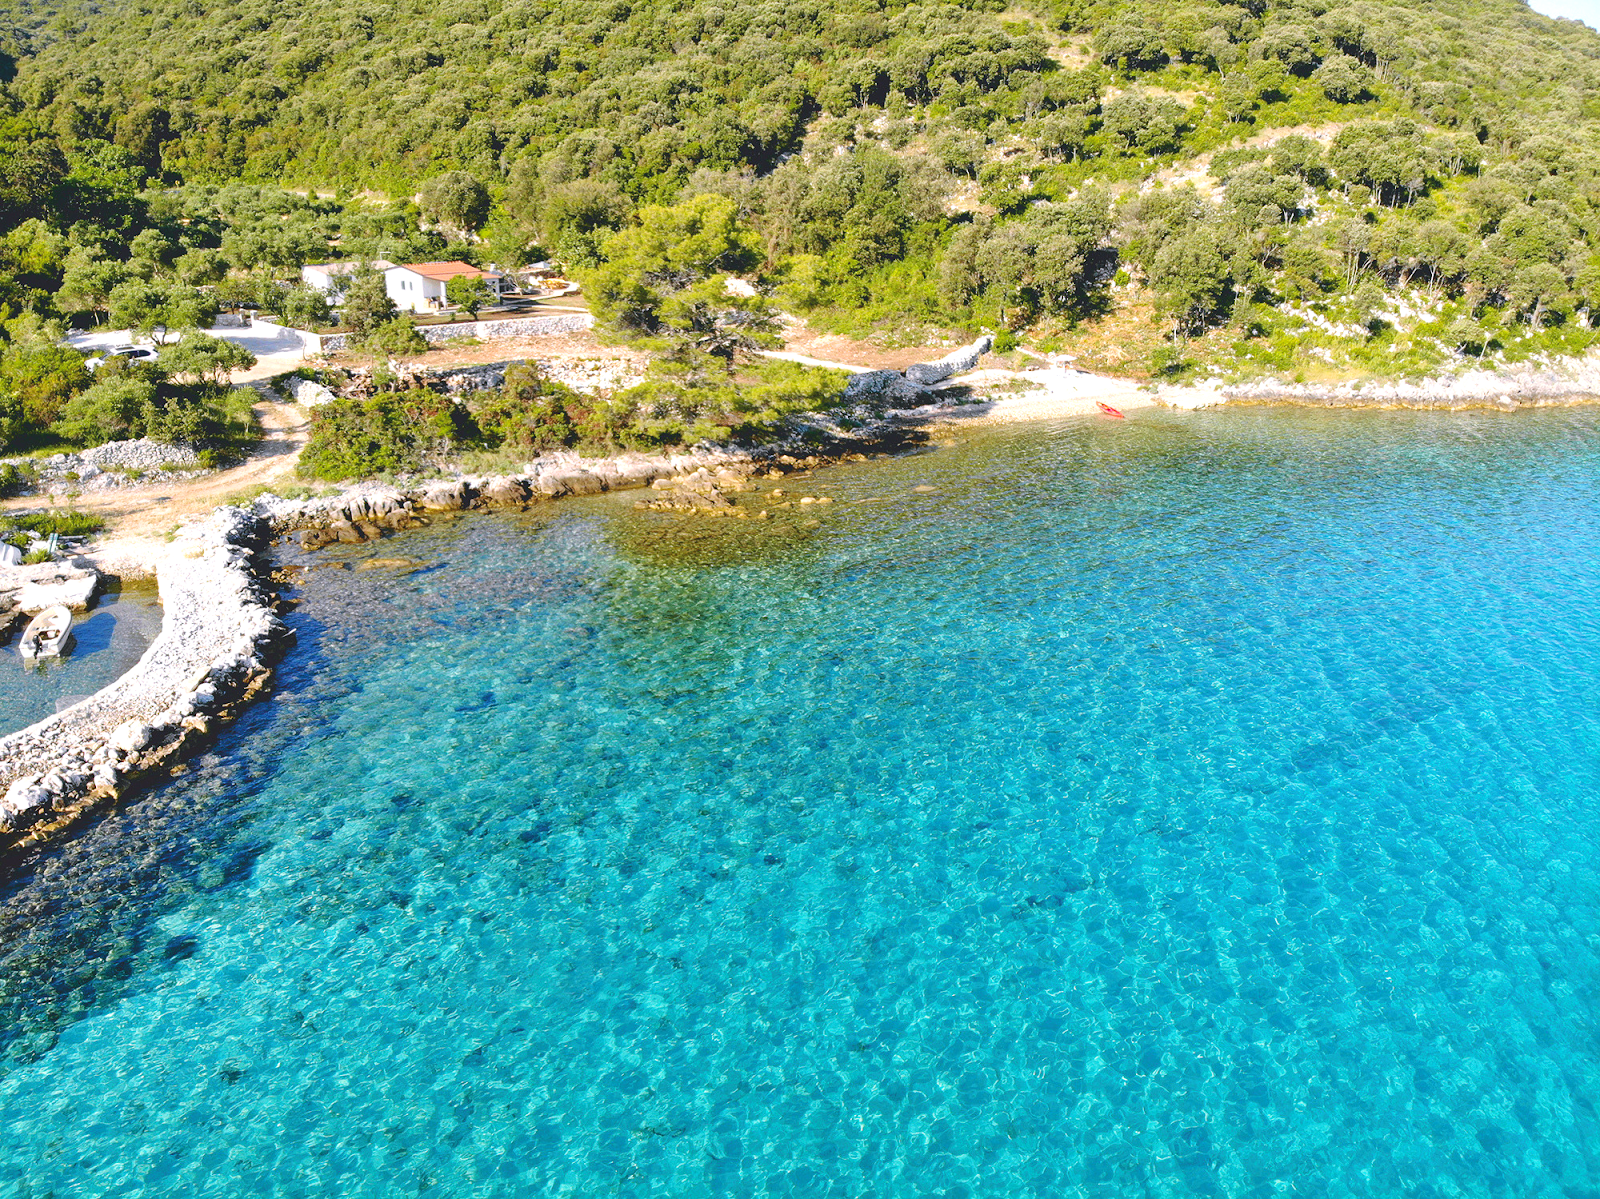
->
<box><xmin>298</xmin><ymin>390</ymin><xmax>476</xmax><ymax>480</ymax></box>
<box><xmin>2</xmin><ymin>509</ymin><xmax>105</xmax><ymax>537</ymax></box>
<box><xmin>606</xmin><ymin>355</ymin><xmax>850</xmax><ymax>448</ymax></box>
<box><xmin>0</xmin><ymin>463</ymin><xmax>33</xmax><ymax>498</ymax></box>
<box><xmin>363</xmin><ymin>316</ymin><xmax>428</xmax><ymax>356</ymax></box>
<box><xmin>1150</xmin><ymin>344</ymin><xmax>1189</xmax><ymax>377</ymax></box>
<box><xmin>53</xmin><ymin>375</ymin><xmax>159</xmax><ymax>445</ymax></box>
<box><xmin>1</xmin><ymin>346</ymin><xmax>92</xmax><ymax>427</ymax></box>
<box><xmin>52</xmin><ymin>373</ymin><xmax>258</xmax><ymax>457</ymax></box>
<box><xmin>468</xmin><ymin>365</ymin><xmax>607</xmax><ymax>452</ymax></box>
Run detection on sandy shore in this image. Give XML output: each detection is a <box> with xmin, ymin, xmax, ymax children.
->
<box><xmin>930</xmin><ymin>367</ymin><xmax>1158</xmax><ymax>423</ymax></box>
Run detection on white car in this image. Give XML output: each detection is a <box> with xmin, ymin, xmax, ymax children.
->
<box><xmin>85</xmin><ymin>345</ymin><xmax>159</xmax><ymax>371</ymax></box>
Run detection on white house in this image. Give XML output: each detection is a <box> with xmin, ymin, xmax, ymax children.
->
<box><xmin>383</xmin><ymin>262</ymin><xmax>506</xmax><ymax>313</ymax></box>
<box><xmin>301</xmin><ymin>260</ymin><xmax>396</xmax><ymax>294</ymax></box>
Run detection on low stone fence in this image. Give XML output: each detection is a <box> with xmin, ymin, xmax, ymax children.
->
<box><xmin>0</xmin><ymin>508</ymin><xmax>293</xmax><ymax>846</ymax></box>
<box><xmin>288</xmin><ymin>312</ymin><xmax>593</xmax><ymax>355</ymax></box>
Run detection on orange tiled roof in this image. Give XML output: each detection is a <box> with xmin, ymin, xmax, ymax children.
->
<box><xmin>396</xmin><ymin>261</ymin><xmax>502</xmax><ymax>281</ymax></box>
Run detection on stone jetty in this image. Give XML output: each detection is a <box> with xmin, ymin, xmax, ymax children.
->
<box><xmin>0</xmin><ymin>507</ymin><xmax>292</xmax><ymax>848</ymax></box>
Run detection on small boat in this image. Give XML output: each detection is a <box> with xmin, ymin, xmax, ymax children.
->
<box><xmin>19</xmin><ymin>605</ymin><xmax>73</xmax><ymax>660</ymax></box>
<box><xmin>1096</xmin><ymin>401</ymin><xmax>1126</xmax><ymax>419</ymax></box>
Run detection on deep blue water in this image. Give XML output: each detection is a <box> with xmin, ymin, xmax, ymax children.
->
<box><xmin>1</xmin><ymin>407</ymin><xmax>1599</xmax><ymax>1197</ymax></box>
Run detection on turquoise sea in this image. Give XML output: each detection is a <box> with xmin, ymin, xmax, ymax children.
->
<box><xmin>2</xmin><ymin>407</ymin><xmax>1599</xmax><ymax>1197</ymax></box>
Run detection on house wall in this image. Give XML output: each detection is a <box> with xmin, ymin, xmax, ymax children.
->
<box><xmin>386</xmin><ymin>270</ymin><xmax>442</xmax><ymax>313</ymax></box>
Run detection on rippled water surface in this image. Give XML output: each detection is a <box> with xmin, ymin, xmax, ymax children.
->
<box><xmin>2</xmin><ymin>408</ymin><xmax>1599</xmax><ymax>1197</ymax></box>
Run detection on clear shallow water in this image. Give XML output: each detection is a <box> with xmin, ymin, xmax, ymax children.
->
<box><xmin>0</xmin><ymin>583</ymin><xmax>164</xmax><ymax>734</ymax></box>
<box><xmin>2</xmin><ymin>408</ymin><xmax>1600</xmax><ymax>1197</ymax></box>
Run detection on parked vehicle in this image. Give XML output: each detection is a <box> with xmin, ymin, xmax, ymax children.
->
<box><xmin>85</xmin><ymin>345</ymin><xmax>159</xmax><ymax>371</ymax></box>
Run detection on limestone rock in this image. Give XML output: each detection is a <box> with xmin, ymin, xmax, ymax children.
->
<box><xmin>286</xmin><ymin>377</ymin><xmax>338</xmax><ymax>407</ymax></box>
<box><xmin>419</xmin><ymin>482</ymin><xmax>471</xmax><ymax>511</ymax></box>
<box><xmin>542</xmin><ymin>470</ymin><xmax>605</xmax><ymax>496</ymax></box>
<box><xmin>15</xmin><ymin>571</ymin><xmax>100</xmax><ymax>613</ymax></box>
<box><xmin>480</xmin><ymin>476</ymin><xmax>529</xmax><ymax>507</ymax></box>
<box><xmin>108</xmin><ymin>720</ymin><xmax>155</xmax><ymax>754</ymax></box>
<box><xmin>844</xmin><ymin>370</ymin><xmax>931</xmax><ymax>408</ymax></box>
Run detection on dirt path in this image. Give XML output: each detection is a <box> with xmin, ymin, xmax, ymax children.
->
<box><xmin>2</xmin><ymin>395</ymin><xmax>311</xmax><ymax>578</ymax></box>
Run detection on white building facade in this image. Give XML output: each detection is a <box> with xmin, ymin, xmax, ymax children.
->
<box><xmin>383</xmin><ymin>262</ymin><xmax>506</xmax><ymax>313</ymax></box>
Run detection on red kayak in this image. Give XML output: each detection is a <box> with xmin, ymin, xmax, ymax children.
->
<box><xmin>1096</xmin><ymin>401</ymin><xmax>1126</xmax><ymax>419</ymax></box>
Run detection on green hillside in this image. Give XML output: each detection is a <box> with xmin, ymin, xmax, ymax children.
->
<box><xmin>3</xmin><ymin>0</ymin><xmax>1600</xmax><ymax>459</ymax></box>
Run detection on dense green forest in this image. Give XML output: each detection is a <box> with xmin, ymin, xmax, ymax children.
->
<box><xmin>4</xmin><ymin>0</ymin><xmax>1600</xmax><ymax>459</ymax></box>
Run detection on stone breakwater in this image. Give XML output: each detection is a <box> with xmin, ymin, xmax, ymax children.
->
<box><xmin>905</xmin><ymin>335</ymin><xmax>995</xmax><ymax>386</ymax></box>
<box><xmin>340</xmin><ymin>357</ymin><xmax>646</xmax><ymax>400</ymax></box>
<box><xmin>0</xmin><ymin>507</ymin><xmax>292</xmax><ymax>849</ymax></box>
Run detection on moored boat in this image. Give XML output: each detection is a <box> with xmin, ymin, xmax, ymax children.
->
<box><xmin>18</xmin><ymin>605</ymin><xmax>73</xmax><ymax>659</ymax></box>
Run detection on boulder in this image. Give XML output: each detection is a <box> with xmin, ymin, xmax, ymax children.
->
<box><xmin>612</xmin><ymin>460</ymin><xmax>665</xmax><ymax>487</ymax></box>
<box><xmin>286</xmin><ymin>376</ymin><xmax>338</xmax><ymax>407</ymax></box>
<box><xmin>844</xmin><ymin>370</ymin><xmax>931</xmax><ymax>408</ymax></box>
<box><xmin>535</xmin><ymin>470</ymin><xmax>607</xmax><ymax>497</ymax></box>
<box><xmin>328</xmin><ymin>520</ymin><xmax>366</xmax><ymax>544</ymax></box>
<box><xmin>480</xmin><ymin>476</ymin><xmax>529</xmax><ymax>507</ymax></box>
<box><xmin>108</xmin><ymin>720</ymin><xmax>155</xmax><ymax>754</ymax></box>
<box><xmin>365</xmin><ymin>490</ymin><xmax>406</xmax><ymax>516</ymax></box>
<box><xmin>419</xmin><ymin>482</ymin><xmax>470</xmax><ymax>511</ymax></box>
<box><xmin>563</xmin><ymin>470</ymin><xmax>611</xmax><ymax>493</ymax></box>
<box><xmin>0</xmin><ymin>545</ymin><xmax>20</xmax><ymax>567</ymax></box>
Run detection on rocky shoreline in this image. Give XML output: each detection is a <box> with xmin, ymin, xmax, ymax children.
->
<box><xmin>0</xmin><ymin>423</ymin><xmax>930</xmax><ymax>856</ymax></box>
<box><xmin>0</xmin><ymin>343</ymin><xmax>983</xmax><ymax>855</ymax></box>
<box><xmin>1163</xmin><ymin>351</ymin><xmax>1600</xmax><ymax>410</ymax></box>
<box><xmin>263</xmin><ymin>430</ymin><xmax>923</xmax><ymax>546</ymax></box>
<box><xmin>0</xmin><ymin>507</ymin><xmax>292</xmax><ymax>852</ymax></box>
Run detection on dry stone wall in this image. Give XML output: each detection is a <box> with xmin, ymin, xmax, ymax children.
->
<box><xmin>316</xmin><ymin>312</ymin><xmax>593</xmax><ymax>355</ymax></box>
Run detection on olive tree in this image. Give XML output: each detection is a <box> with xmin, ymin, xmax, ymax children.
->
<box><xmin>419</xmin><ymin>171</ymin><xmax>491</xmax><ymax>239</ymax></box>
